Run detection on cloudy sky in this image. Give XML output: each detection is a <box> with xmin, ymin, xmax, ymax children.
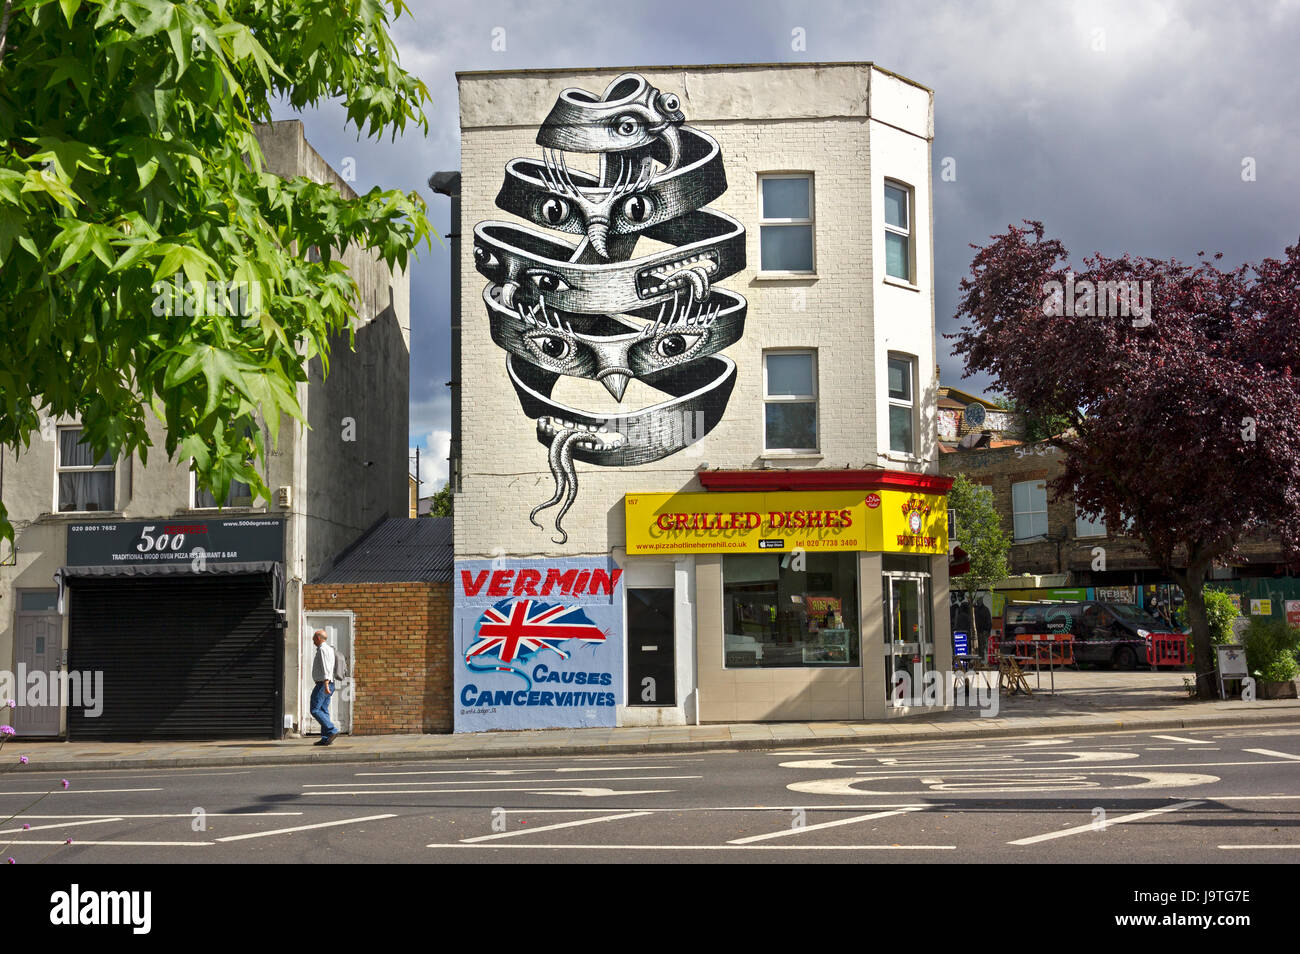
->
<box><xmin>272</xmin><ymin>0</ymin><xmax>1300</xmax><ymax>492</ymax></box>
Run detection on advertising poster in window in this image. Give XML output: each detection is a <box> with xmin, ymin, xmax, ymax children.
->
<box><xmin>454</xmin><ymin>556</ymin><xmax>624</xmax><ymax>732</ymax></box>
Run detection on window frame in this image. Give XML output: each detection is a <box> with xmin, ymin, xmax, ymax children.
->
<box><xmin>1011</xmin><ymin>479</ymin><xmax>1049</xmax><ymax>541</ymax></box>
<box><xmin>190</xmin><ymin>468</ymin><xmax>255</xmax><ymax>511</ymax></box>
<box><xmin>54</xmin><ymin>425</ymin><xmax>116</xmax><ymax>514</ymax></box>
<box><xmin>762</xmin><ymin>349</ymin><xmax>819</xmax><ymax>454</ymax></box>
<box><xmin>886</xmin><ymin>353</ymin><xmax>917</xmax><ymax>455</ymax></box>
<box><xmin>757</xmin><ymin>173</ymin><xmax>816</xmax><ymax>275</ymax></box>
<box><xmin>1074</xmin><ymin>504</ymin><xmax>1108</xmax><ymax>539</ymax></box>
<box><xmin>883</xmin><ymin>179</ymin><xmax>914</xmax><ymax>284</ymax></box>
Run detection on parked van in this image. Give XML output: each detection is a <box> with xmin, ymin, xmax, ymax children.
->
<box><xmin>1003</xmin><ymin>601</ymin><xmax>1176</xmax><ymax>669</ymax></box>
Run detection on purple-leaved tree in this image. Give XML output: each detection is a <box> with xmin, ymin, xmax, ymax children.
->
<box><xmin>951</xmin><ymin>222</ymin><xmax>1300</xmax><ymax>698</ymax></box>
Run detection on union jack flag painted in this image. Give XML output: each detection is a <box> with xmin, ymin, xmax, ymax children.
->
<box><xmin>465</xmin><ymin>599</ymin><xmax>607</xmax><ymax>665</ymax></box>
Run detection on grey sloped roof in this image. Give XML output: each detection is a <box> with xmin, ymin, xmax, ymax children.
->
<box><xmin>314</xmin><ymin>517</ymin><xmax>452</xmax><ymax>583</ymax></box>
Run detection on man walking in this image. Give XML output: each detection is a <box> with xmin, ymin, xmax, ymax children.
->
<box><xmin>310</xmin><ymin>629</ymin><xmax>338</xmax><ymax>746</ymax></box>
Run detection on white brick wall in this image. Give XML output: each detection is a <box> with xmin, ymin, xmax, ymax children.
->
<box><xmin>456</xmin><ymin>63</ymin><xmax>935</xmax><ymax>560</ymax></box>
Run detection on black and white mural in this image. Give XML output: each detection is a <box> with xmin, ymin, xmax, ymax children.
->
<box><xmin>474</xmin><ymin>73</ymin><xmax>746</xmax><ymax>543</ymax></box>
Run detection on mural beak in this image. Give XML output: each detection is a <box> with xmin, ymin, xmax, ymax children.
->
<box><xmin>587</xmin><ymin>220</ymin><xmax>611</xmax><ymax>259</ymax></box>
<box><xmin>597</xmin><ymin>369</ymin><xmax>632</xmax><ymax>400</ymax></box>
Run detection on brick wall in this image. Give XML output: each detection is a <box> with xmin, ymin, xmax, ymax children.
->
<box><xmin>303</xmin><ymin>582</ymin><xmax>453</xmax><ymax>734</ymax></box>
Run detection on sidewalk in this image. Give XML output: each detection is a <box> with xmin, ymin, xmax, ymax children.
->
<box><xmin>6</xmin><ymin>671</ymin><xmax>1298</xmax><ymax>773</ymax></box>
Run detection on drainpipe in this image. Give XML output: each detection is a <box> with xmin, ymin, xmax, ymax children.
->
<box><xmin>428</xmin><ymin>171</ymin><xmax>462</xmax><ymax>493</ymax></box>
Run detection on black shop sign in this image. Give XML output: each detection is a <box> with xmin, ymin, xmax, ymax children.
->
<box><xmin>66</xmin><ymin>517</ymin><xmax>284</xmax><ymax>567</ymax></box>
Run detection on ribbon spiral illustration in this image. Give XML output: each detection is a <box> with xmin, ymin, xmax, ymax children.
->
<box><xmin>475</xmin><ymin>73</ymin><xmax>748</xmax><ymax>543</ymax></box>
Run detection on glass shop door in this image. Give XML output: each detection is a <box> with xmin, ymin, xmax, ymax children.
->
<box><xmin>883</xmin><ymin>574</ymin><xmax>931</xmax><ymax>706</ymax></box>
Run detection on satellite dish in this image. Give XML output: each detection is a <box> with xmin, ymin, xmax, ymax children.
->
<box><xmin>965</xmin><ymin>402</ymin><xmax>987</xmax><ymax>427</ymax></box>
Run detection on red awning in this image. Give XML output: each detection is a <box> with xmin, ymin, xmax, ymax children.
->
<box><xmin>697</xmin><ymin>468</ymin><xmax>953</xmax><ymax>495</ymax></box>
<box><xmin>949</xmin><ymin>546</ymin><xmax>970</xmax><ymax>576</ymax></box>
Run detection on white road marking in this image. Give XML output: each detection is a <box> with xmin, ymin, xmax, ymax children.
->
<box><xmin>308</xmin><ymin>787</ymin><xmax>676</xmax><ymax>797</ymax></box>
<box><xmin>460</xmin><ymin>811</ymin><xmax>652</xmax><ymax>843</ymax></box>
<box><xmin>356</xmin><ymin>766</ymin><xmax>677</xmax><ymax>777</ymax></box>
<box><xmin>1244</xmin><ymin>748</ymin><xmax>1300</xmax><ymax>761</ymax></box>
<box><xmin>0</xmin><ymin>817</ymin><xmax>124</xmax><ymax>834</ymax></box>
<box><xmin>1009</xmin><ymin>801</ymin><xmax>1203</xmax><ymax>845</ymax></box>
<box><xmin>1151</xmin><ymin>735</ymin><xmax>1213</xmax><ymax>744</ymax></box>
<box><xmin>789</xmin><ymin>771</ymin><xmax>1218</xmax><ymax>796</ymax></box>
<box><xmin>304</xmin><ymin>775</ymin><xmax>700</xmax><ymax>787</ymax></box>
<box><xmin>782</xmin><ymin>751</ymin><xmax>1137</xmax><ymax>770</ymax></box>
<box><xmin>15</xmin><ymin>812</ymin><xmax>303</xmax><ymax>819</ymax></box>
<box><xmin>8</xmin><ymin>840</ymin><xmax>212</xmax><ymax>846</ymax></box>
<box><xmin>426</xmin><ymin>843</ymin><xmax>956</xmax><ymax>851</ymax></box>
<box><xmin>0</xmin><ymin>788</ymin><xmax>163</xmax><ymax>796</ymax></box>
<box><xmin>487</xmin><ymin>803</ymin><xmax>937</xmax><ymax>814</ymax></box>
<box><xmin>214</xmin><ymin>814</ymin><xmax>397</xmax><ymax>842</ymax></box>
<box><xmin>728</xmin><ymin>808</ymin><xmax>922</xmax><ymax>845</ymax></box>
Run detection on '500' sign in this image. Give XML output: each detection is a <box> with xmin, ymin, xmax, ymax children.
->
<box><xmin>136</xmin><ymin>525</ymin><xmax>186</xmax><ymax>553</ymax></box>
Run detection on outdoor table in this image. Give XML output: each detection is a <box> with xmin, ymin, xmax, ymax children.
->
<box><xmin>955</xmin><ymin>654</ymin><xmax>998</xmax><ymax>696</ymax></box>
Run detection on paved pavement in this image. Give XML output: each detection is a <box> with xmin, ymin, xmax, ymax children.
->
<box><xmin>4</xmin><ymin>671</ymin><xmax>1297</xmax><ymax>772</ymax></box>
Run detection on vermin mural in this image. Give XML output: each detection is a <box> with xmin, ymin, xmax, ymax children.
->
<box><xmin>474</xmin><ymin>73</ymin><xmax>747</xmax><ymax>543</ymax></box>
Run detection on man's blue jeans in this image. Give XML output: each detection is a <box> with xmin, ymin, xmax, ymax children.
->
<box><xmin>310</xmin><ymin>680</ymin><xmax>337</xmax><ymax>737</ymax></box>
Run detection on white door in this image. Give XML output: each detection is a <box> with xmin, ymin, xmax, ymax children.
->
<box><xmin>14</xmin><ymin>591</ymin><xmax>63</xmax><ymax>737</ymax></box>
<box><xmin>301</xmin><ymin>614</ymin><xmax>354</xmax><ymax>735</ymax></box>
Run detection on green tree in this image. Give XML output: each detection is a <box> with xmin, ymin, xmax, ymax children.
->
<box><xmin>424</xmin><ymin>481</ymin><xmax>452</xmax><ymax>518</ymax></box>
<box><xmin>0</xmin><ymin>0</ymin><xmax>433</xmax><ymax>542</ymax></box>
<box><xmin>1175</xmin><ymin>587</ymin><xmax>1239</xmax><ymax>645</ymax></box>
<box><xmin>948</xmin><ymin>473</ymin><xmax>1010</xmax><ymax>651</ymax></box>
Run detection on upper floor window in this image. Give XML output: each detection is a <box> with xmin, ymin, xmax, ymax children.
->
<box><xmin>57</xmin><ymin>427</ymin><xmax>115</xmax><ymax>512</ymax></box>
<box><xmin>192</xmin><ymin>471</ymin><xmax>254</xmax><ymax>509</ymax></box>
<box><xmin>887</xmin><ymin>354</ymin><xmax>915</xmax><ymax>454</ymax></box>
<box><xmin>758</xmin><ymin>174</ymin><xmax>814</xmax><ymax>273</ymax></box>
<box><xmin>764</xmin><ymin>350</ymin><xmax>818</xmax><ymax>452</ymax></box>
<box><xmin>884</xmin><ymin>181</ymin><xmax>912</xmax><ymax>282</ymax></box>
<box><xmin>1075</xmin><ymin>505</ymin><xmax>1107</xmax><ymax>538</ymax></box>
<box><xmin>1012</xmin><ymin>479</ymin><xmax>1048</xmax><ymax>540</ymax></box>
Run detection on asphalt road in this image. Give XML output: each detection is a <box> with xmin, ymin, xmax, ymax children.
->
<box><xmin>4</xmin><ymin>722</ymin><xmax>1299</xmax><ymax>864</ymax></box>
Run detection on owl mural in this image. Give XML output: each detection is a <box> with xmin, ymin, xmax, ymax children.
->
<box><xmin>473</xmin><ymin>73</ymin><xmax>747</xmax><ymax>543</ymax></box>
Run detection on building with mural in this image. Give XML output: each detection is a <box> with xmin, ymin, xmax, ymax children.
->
<box><xmin>450</xmin><ymin>62</ymin><xmax>951</xmax><ymax>730</ymax></box>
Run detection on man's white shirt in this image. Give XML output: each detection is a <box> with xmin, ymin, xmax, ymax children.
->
<box><xmin>313</xmin><ymin>642</ymin><xmax>336</xmax><ymax>683</ymax></box>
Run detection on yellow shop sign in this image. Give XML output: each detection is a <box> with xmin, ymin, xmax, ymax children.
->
<box><xmin>624</xmin><ymin>490</ymin><xmax>947</xmax><ymax>555</ymax></box>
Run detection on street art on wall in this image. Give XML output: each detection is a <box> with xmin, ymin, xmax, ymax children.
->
<box><xmin>454</xmin><ymin>556</ymin><xmax>624</xmax><ymax>732</ymax></box>
<box><xmin>475</xmin><ymin>73</ymin><xmax>747</xmax><ymax>543</ymax></box>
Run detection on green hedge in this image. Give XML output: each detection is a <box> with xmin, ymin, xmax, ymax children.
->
<box><xmin>1243</xmin><ymin>617</ymin><xmax>1300</xmax><ymax>682</ymax></box>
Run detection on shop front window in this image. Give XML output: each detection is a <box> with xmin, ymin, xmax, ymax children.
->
<box><xmin>723</xmin><ymin>552</ymin><xmax>859</xmax><ymax>668</ymax></box>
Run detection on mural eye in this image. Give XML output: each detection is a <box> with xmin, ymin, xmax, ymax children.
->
<box><xmin>540</xmin><ymin>197</ymin><xmax>570</xmax><ymax>226</ymax></box>
<box><xmin>614</xmin><ymin>114</ymin><xmax>640</xmax><ymax>136</ymax></box>
<box><xmin>620</xmin><ymin>194</ymin><xmax>653</xmax><ymax>224</ymax></box>
<box><xmin>473</xmin><ymin>244</ymin><xmax>501</xmax><ymax>274</ymax></box>
<box><xmin>656</xmin><ymin>333</ymin><xmax>702</xmax><ymax>358</ymax></box>
<box><xmin>527</xmin><ymin>271</ymin><xmax>570</xmax><ymax>293</ymax></box>
<box><xmin>532</xmin><ymin>335</ymin><xmax>572</xmax><ymax>360</ymax></box>
<box><xmin>658</xmin><ymin>92</ymin><xmax>680</xmax><ymax>112</ymax></box>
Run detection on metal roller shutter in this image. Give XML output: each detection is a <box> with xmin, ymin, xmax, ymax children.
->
<box><xmin>67</xmin><ymin>574</ymin><xmax>281</xmax><ymax>740</ymax></box>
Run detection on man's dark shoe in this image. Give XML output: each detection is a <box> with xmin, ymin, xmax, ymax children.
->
<box><xmin>321</xmin><ymin>732</ymin><xmax>336</xmax><ymax>745</ymax></box>
<box><xmin>314</xmin><ymin>736</ymin><xmax>330</xmax><ymax>746</ymax></box>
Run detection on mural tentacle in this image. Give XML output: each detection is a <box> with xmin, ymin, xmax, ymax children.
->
<box><xmin>476</xmin><ymin>72</ymin><xmax>747</xmax><ymax>543</ymax></box>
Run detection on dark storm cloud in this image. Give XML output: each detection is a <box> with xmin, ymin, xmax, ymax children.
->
<box><xmin>272</xmin><ymin>0</ymin><xmax>1300</xmax><ymax>465</ymax></box>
